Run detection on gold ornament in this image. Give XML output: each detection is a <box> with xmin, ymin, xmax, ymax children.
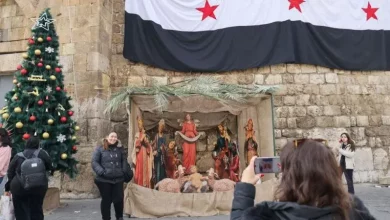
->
<box><xmin>71</xmin><ymin>136</ymin><xmax>76</xmax><ymax>140</ymax></box>
<box><xmin>37</xmin><ymin>37</ymin><xmax>43</xmax><ymax>42</ymax></box>
<box><xmin>16</xmin><ymin>122</ymin><xmax>23</xmax><ymax>128</ymax></box>
<box><xmin>34</xmin><ymin>49</ymin><xmax>41</xmax><ymax>55</ymax></box>
<box><xmin>50</xmin><ymin>75</ymin><xmax>56</xmax><ymax>80</ymax></box>
<box><xmin>14</xmin><ymin>107</ymin><xmax>22</xmax><ymax>113</ymax></box>
<box><xmin>22</xmin><ymin>53</ymin><xmax>28</xmax><ymax>59</ymax></box>
<box><xmin>75</xmin><ymin>126</ymin><xmax>80</xmax><ymax>131</ymax></box>
<box><xmin>48</xmin><ymin>119</ymin><xmax>54</xmax><ymax>125</ymax></box>
<box><xmin>45</xmin><ymin>65</ymin><xmax>51</xmax><ymax>70</ymax></box>
<box><xmin>13</xmin><ymin>79</ymin><xmax>17</xmax><ymax>84</ymax></box>
<box><xmin>61</xmin><ymin>153</ymin><xmax>68</xmax><ymax>160</ymax></box>
<box><xmin>42</xmin><ymin>132</ymin><xmax>50</xmax><ymax>139</ymax></box>
<box><xmin>2</xmin><ymin>113</ymin><xmax>9</xmax><ymax>119</ymax></box>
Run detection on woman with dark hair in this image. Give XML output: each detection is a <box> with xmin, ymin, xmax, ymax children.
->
<box><xmin>231</xmin><ymin>139</ymin><xmax>375</xmax><ymax>220</ymax></box>
<box><xmin>92</xmin><ymin>132</ymin><xmax>129</xmax><ymax>220</ymax></box>
<box><xmin>5</xmin><ymin>136</ymin><xmax>53</xmax><ymax>220</ymax></box>
<box><xmin>339</xmin><ymin>132</ymin><xmax>356</xmax><ymax>194</ymax></box>
<box><xmin>0</xmin><ymin>128</ymin><xmax>12</xmax><ymax>193</ymax></box>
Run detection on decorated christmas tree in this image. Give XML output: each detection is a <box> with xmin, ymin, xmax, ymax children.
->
<box><xmin>0</xmin><ymin>9</ymin><xmax>78</xmax><ymax>177</ymax></box>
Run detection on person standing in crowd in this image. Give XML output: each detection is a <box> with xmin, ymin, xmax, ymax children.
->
<box><xmin>338</xmin><ymin>132</ymin><xmax>356</xmax><ymax>194</ymax></box>
<box><xmin>92</xmin><ymin>132</ymin><xmax>128</xmax><ymax>220</ymax></box>
<box><xmin>231</xmin><ymin>139</ymin><xmax>375</xmax><ymax>220</ymax></box>
<box><xmin>0</xmin><ymin>128</ymin><xmax>12</xmax><ymax>194</ymax></box>
<box><xmin>5</xmin><ymin>137</ymin><xmax>53</xmax><ymax>220</ymax></box>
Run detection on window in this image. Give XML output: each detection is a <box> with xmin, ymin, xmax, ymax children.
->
<box><xmin>0</xmin><ymin>74</ymin><xmax>13</xmax><ymax>108</ymax></box>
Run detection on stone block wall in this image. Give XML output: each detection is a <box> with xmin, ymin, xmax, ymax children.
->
<box><xmin>111</xmin><ymin>1</ymin><xmax>390</xmax><ymax>184</ymax></box>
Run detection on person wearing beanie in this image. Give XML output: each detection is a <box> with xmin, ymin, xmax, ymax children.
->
<box><xmin>0</xmin><ymin>128</ymin><xmax>12</xmax><ymax>194</ymax></box>
<box><xmin>5</xmin><ymin>136</ymin><xmax>53</xmax><ymax>220</ymax></box>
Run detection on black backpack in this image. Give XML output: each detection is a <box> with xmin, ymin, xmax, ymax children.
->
<box><xmin>17</xmin><ymin>149</ymin><xmax>47</xmax><ymax>190</ymax></box>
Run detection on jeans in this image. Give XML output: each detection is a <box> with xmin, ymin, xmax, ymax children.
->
<box><xmin>95</xmin><ymin>180</ymin><xmax>124</xmax><ymax>220</ymax></box>
<box><xmin>341</xmin><ymin>165</ymin><xmax>355</xmax><ymax>194</ymax></box>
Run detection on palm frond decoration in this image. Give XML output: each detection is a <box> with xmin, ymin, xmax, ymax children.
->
<box><xmin>105</xmin><ymin>76</ymin><xmax>279</xmax><ymax>114</ymax></box>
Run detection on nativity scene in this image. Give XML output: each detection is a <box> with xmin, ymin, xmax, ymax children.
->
<box><xmin>105</xmin><ymin>77</ymin><xmax>277</xmax><ymax>218</ymax></box>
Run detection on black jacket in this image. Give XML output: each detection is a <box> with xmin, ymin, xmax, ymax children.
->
<box><xmin>231</xmin><ymin>183</ymin><xmax>376</xmax><ymax>220</ymax></box>
<box><xmin>5</xmin><ymin>148</ymin><xmax>53</xmax><ymax>193</ymax></box>
<box><xmin>92</xmin><ymin>142</ymin><xmax>127</xmax><ymax>184</ymax></box>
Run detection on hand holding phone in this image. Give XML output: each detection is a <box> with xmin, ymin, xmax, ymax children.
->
<box><xmin>254</xmin><ymin>157</ymin><xmax>281</xmax><ymax>174</ymax></box>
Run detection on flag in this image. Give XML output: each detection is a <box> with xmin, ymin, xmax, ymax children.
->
<box><xmin>124</xmin><ymin>0</ymin><xmax>390</xmax><ymax>72</ymax></box>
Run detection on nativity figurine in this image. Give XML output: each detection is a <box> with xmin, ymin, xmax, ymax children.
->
<box><xmin>244</xmin><ymin>119</ymin><xmax>258</xmax><ymax>166</ymax></box>
<box><xmin>175</xmin><ymin>113</ymin><xmax>205</xmax><ymax>174</ymax></box>
<box><xmin>165</xmin><ymin>140</ymin><xmax>180</xmax><ymax>179</ymax></box>
<box><xmin>131</xmin><ymin>116</ymin><xmax>154</xmax><ymax>188</ymax></box>
<box><xmin>212</xmin><ymin>123</ymin><xmax>231</xmax><ymax>180</ymax></box>
<box><xmin>152</xmin><ymin>119</ymin><xmax>167</xmax><ymax>185</ymax></box>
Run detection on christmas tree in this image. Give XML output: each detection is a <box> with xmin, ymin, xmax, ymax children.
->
<box><xmin>0</xmin><ymin>9</ymin><xmax>78</xmax><ymax>177</ymax></box>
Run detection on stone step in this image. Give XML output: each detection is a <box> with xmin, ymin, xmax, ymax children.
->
<box><xmin>379</xmin><ymin>176</ymin><xmax>390</xmax><ymax>185</ymax></box>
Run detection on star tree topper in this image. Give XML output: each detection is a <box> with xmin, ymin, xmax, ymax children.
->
<box><xmin>31</xmin><ymin>12</ymin><xmax>55</xmax><ymax>31</ymax></box>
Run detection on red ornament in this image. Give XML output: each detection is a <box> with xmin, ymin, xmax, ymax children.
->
<box><xmin>72</xmin><ymin>146</ymin><xmax>77</xmax><ymax>151</ymax></box>
<box><xmin>28</xmin><ymin>39</ymin><xmax>35</xmax><ymax>45</ymax></box>
<box><xmin>38</xmin><ymin>100</ymin><xmax>44</xmax><ymax>105</ymax></box>
<box><xmin>56</xmin><ymin>86</ymin><xmax>61</xmax><ymax>91</ymax></box>
<box><xmin>60</xmin><ymin>116</ymin><xmax>67</xmax><ymax>123</ymax></box>
<box><xmin>29</xmin><ymin>115</ymin><xmax>36</xmax><ymax>121</ymax></box>
<box><xmin>46</xmin><ymin>36</ymin><xmax>52</xmax><ymax>41</ymax></box>
<box><xmin>55</xmin><ymin>67</ymin><xmax>61</xmax><ymax>73</ymax></box>
<box><xmin>37</xmin><ymin>62</ymin><xmax>43</xmax><ymax>67</ymax></box>
<box><xmin>21</xmin><ymin>69</ymin><xmax>28</xmax><ymax>75</ymax></box>
<box><xmin>17</xmin><ymin>65</ymin><xmax>22</xmax><ymax>70</ymax></box>
<box><xmin>23</xmin><ymin>133</ymin><xmax>30</xmax><ymax>140</ymax></box>
<box><xmin>68</xmin><ymin>111</ymin><xmax>74</xmax><ymax>116</ymax></box>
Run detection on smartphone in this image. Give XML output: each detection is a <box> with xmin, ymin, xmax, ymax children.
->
<box><xmin>254</xmin><ymin>157</ymin><xmax>281</xmax><ymax>174</ymax></box>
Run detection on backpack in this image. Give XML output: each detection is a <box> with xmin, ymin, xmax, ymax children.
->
<box><xmin>17</xmin><ymin>149</ymin><xmax>47</xmax><ymax>190</ymax></box>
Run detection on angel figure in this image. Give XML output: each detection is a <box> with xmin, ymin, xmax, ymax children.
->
<box><xmin>244</xmin><ymin>119</ymin><xmax>258</xmax><ymax>166</ymax></box>
<box><xmin>175</xmin><ymin>114</ymin><xmax>205</xmax><ymax>174</ymax></box>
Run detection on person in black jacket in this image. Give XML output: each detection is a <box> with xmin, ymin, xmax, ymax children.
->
<box><xmin>231</xmin><ymin>139</ymin><xmax>376</xmax><ymax>220</ymax></box>
<box><xmin>92</xmin><ymin>132</ymin><xmax>128</xmax><ymax>220</ymax></box>
<box><xmin>5</xmin><ymin>137</ymin><xmax>53</xmax><ymax>220</ymax></box>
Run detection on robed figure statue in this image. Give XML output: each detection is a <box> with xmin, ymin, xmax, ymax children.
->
<box><xmin>244</xmin><ymin>119</ymin><xmax>258</xmax><ymax>166</ymax></box>
<box><xmin>131</xmin><ymin>116</ymin><xmax>154</xmax><ymax>188</ymax></box>
<box><xmin>212</xmin><ymin>123</ymin><xmax>231</xmax><ymax>179</ymax></box>
<box><xmin>175</xmin><ymin>114</ymin><xmax>204</xmax><ymax>174</ymax></box>
<box><xmin>152</xmin><ymin>119</ymin><xmax>167</xmax><ymax>184</ymax></box>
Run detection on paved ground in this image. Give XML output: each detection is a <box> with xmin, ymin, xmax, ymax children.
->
<box><xmin>46</xmin><ymin>184</ymin><xmax>389</xmax><ymax>220</ymax></box>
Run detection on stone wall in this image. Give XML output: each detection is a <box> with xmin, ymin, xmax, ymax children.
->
<box><xmin>110</xmin><ymin>0</ymin><xmax>390</xmax><ymax>184</ymax></box>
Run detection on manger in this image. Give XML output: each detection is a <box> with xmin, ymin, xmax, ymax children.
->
<box><xmin>105</xmin><ymin>77</ymin><xmax>279</xmax><ymax>218</ymax></box>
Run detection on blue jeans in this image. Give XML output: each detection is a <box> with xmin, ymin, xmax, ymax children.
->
<box><xmin>0</xmin><ymin>176</ymin><xmax>4</xmax><ymax>194</ymax></box>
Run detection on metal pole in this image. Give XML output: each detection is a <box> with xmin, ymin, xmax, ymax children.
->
<box><xmin>271</xmin><ymin>94</ymin><xmax>276</xmax><ymax>156</ymax></box>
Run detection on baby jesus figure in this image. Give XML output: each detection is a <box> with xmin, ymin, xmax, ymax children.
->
<box><xmin>188</xmin><ymin>165</ymin><xmax>207</xmax><ymax>193</ymax></box>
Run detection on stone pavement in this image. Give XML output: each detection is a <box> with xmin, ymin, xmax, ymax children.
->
<box><xmin>45</xmin><ymin>184</ymin><xmax>390</xmax><ymax>220</ymax></box>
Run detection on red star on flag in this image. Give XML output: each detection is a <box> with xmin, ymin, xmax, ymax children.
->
<box><xmin>362</xmin><ymin>2</ymin><xmax>379</xmax><ymax>20</ymax></box>
<box><xmin>288</xmin><ymin>0</ymin><xmax>305</xmax><ymax>13</ymax></box>
<box><xmin>197</xmin><ymin>0</ymin><xmax>219</xmax><ymax>21</ymax></box>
